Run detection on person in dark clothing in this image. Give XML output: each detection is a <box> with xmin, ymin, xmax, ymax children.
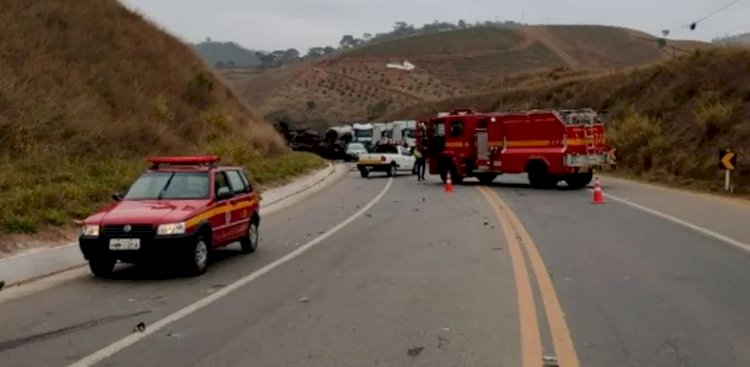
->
<box><xmin>413</xmin><ymin>147</ymin><xmax>426</xmax><ymax>181</ymax></box>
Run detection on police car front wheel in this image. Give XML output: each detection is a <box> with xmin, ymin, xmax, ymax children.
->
<box><xmin>88</xmin><ymin>257</ymin><xmax>115</xmax><ymax>278</ymax></box>
<box><xmin>186</xmin><ymin>237</ymin><xmax>209</xmax><ymax>275</ymax></box>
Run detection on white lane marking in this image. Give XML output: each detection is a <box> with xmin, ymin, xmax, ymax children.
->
<box><xmin>69</xmin><ymin>178</ymin><xmax>394</xmax><ymax>367</ymax></box>
<box><xmin>603</xmin><ymin>192</ymin><xmax>750</xmax><ymax>254</ymax></box>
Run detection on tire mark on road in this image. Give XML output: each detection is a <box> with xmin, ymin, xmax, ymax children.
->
<box><xmin>0</xmin><ymin>310</ymin><xmax>151</xmax><ymax>352</ymax></box>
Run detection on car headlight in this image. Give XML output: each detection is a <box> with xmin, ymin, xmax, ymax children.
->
<box><xmin>81</xmin><ymin>224</ymin><xmax>100</xmax><ymax>237</ymax></box>
<box><xmin>157</xmin><ymin>222</ymin><xmax>186</xmax><ymax>236</ymax></box>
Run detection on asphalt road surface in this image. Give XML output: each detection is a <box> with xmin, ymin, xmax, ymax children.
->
<box><xmin>2</xmin><ymin>169</ymin><xmax>750</xmax><ymax>366</ymax></box>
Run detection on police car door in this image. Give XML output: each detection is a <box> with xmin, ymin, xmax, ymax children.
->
<box><xmin>225</xmin><ymin>170</ymin><xmax>255</xmax><ymax>240</ymax></box>
<box><xmin>211</xmin><ymin>171</ymin><xmax>234</xmax><ymax>245</ymax></box>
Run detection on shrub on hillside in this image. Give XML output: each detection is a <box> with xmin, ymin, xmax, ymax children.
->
<box><xmin>184</xmin><ymin>71</ymin><xmax>215</xmax><ymax>108</ymax></box>
<box><xmin>607</xmin><ymin>113</ymin><xmax>667</xmax><ymax>173</ymax></box>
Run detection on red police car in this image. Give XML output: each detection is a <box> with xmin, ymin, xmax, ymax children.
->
<box><xmin>79</xmin><ymin>156</ymin><xmax>260</xmax><ymax>277</ymax></box>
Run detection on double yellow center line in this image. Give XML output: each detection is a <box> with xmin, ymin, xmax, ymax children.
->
<box><xmin>478</xmin><ymin>187</ymin><xmax>580</xmax><ymax>367</ymax></box>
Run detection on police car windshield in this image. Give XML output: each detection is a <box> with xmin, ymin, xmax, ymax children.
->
<box><xmin>124</xmin><ymin>172</ymin><xmax>210</xmax><ymax>200</ymax></box>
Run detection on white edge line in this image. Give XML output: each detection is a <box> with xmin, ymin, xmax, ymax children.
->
<box><xmin>68</xmin><ymin>177</ymin><xmax>394</xmax><ymax>367</ymax></box>
<box><xmin>603</xmin><ymin>192</ymin><xmax>750</xmax><ymax>254</ymax></box>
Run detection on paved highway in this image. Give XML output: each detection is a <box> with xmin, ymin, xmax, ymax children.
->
<box><xmin>2</xmin><ymin>170</ymin><xmax>750</xmax><ymax>366</ymax></box>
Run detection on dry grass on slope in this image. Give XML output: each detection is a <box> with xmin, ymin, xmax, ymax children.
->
<box><xmin>0</xmin><ymin>0</ymin><xmax>321</xmax><ymax>234</ymax></box>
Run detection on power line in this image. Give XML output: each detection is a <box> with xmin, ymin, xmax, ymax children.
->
<box><xmin>687</xmin><ymin>0</ymin><xmax>740</xmax><ymax>30</ymax></box>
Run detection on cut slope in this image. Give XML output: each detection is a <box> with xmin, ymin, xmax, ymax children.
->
<box><xmin>227</xmin><ymin>25</ymin><xmax>709</xmax><ymax>129</ymax></box>
<box><xmin>394</xmin><ymin>47</ymin><xmax>750</xmax><ymax>193</ymax></box>
<box><xmin>0</xmin><ymin>0</ymin><xmax>320</xmax><ymax>234</ymax></box>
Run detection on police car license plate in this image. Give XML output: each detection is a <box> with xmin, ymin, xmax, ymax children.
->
<box><xmin>109</xmin><ymin>238</ymin><xmax>141</xmax><ymax>251</ymax></box>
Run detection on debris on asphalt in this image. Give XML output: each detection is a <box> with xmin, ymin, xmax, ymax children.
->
<box><xmin>437</xmin><ymin>335</ymin><xmax>450</xmax><ymax>350</ymax></box>
<box><xmin>483</xmin><ymin>221</ymin><xmax>489</xmax><ymax>226</ymax></box>
<box><xmin>366</xmin><ymin>214</ymin><xmax>373</xmax><ymax>218</ymax></box>
<box><xmin>166</xmin><ymin>331</ymin><xmax>182</xmax><ymax>338</ymax></box>
<box><xmin>128</xmin><ymin>298</ymin><xmax>135</xmax><ymax>303</ymax></box>
<box><xmin>0</xmin><ymin>281</ymin><xmax>4</xmax><ymax>291</ymax></box>
<box><xmin>441</xmin><ymin>327</ymin><xmax>451</xmax><ymax>332</ymax></box>
<box><xmin>413</xmin><ymin>208</ymin><xmax>420</xmax><ymax>212</ymax></box>
<box><xmin>133</xmin><ymin>322</ymin><xmax>146</xmax><ymax>333</ymax></box>
<box><xmin>492</xmin><ymin>247</ymin><xmax>503</xmax><ymax>251</ymax></box>
<box><xmin>299</xmin><ymin>296</ymin><xmax>310</xmax><ymax>303</ymax></box>
<box><xmin>407</xmin><ymin>346</ymin><xmax>425</xmax><ymax>356</ymax></box>
<box><xmin>542</xmin><ymin>355</ymin><xmax>559</xmax><ymax>367</ymax></box>
<box><xmin>422</xmin><ymin>198</ymin><xmax>426</xmax><ymax>202</ymax></box>
<box><xmin>318</xmin><ymin>231</ymin><xmax>324</xmax><ymax>235</ymax></box>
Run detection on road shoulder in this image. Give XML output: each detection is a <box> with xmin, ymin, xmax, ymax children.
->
<box><xmin>600</xmin><ymin>176</ymin><xmax>750</xmax><ymax>248</ymax></box>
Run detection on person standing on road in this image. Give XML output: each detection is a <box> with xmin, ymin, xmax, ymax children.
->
<box><xmin>413</xmin><ymin>147</ymin><xmax>426</xmax><ymax>181</ymax></box>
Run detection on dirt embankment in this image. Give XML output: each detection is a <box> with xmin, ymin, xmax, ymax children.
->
<box><xmin>0</xmin><ymin>0</ymin><xmax>321</xmax><ymax>236</ymax></box>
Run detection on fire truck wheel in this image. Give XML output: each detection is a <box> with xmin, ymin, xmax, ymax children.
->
<box><xmin>527</xmin><ymin>161</ymin><xmax>553</xmax><ymax>189</ymax></box>
<box><xmin>565</xmin><ymin>172</ymin><xmax>593</xmax><ymax>189</ymax></box>
<box><xmin>439</xmin><ymin>165</ymin><xmax>463</xmax><ymax>184</ymax></box>
<box><xmin>477</xmin><ymin>173</ymin><xmax>498</xmax><ymax>185</ymax></box>
<box><xmin>359</xmin><ymin>168</ymin><xmax>369</xmax><ymax>178</ymax></box>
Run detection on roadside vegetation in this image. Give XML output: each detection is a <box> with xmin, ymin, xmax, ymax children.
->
<box><xmin>396</xmin><ymin>47</ymin><xmax>750</xmax><ymax>194</ymax></box>
<box><xmin>0</xmin><ymin>0</ymin><xmax>322</xmax><ymax>234</ymax></box>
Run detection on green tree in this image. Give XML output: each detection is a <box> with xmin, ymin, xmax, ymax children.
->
<box><xmin>339</xmin><ymin>35</ymin><xmax>356</xmax><ymax>49</ymax></box>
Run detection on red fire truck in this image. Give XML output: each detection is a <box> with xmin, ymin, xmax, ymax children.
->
<box><xmin>417</xmin><ymin>109</ymin><xmax>613</xmax><ymax>189</ymax></box>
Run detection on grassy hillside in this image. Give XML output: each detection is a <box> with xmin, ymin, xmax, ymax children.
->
<box><xmin>394</xmin><ymin>47</ymin><xmax>750</xmax><ymax>193</ymax></box>
<box><xmin>0</xmin><ymin>0</ymin><xmax>322</xmax><ymax>234</ymax></box>
<box><xmin>225</xmin><ymin>25</ymin><xmax>708</xmax><ymax>130</ymax></box>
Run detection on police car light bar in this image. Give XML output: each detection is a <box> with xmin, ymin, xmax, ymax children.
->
<box><xmin>148</xmin><ymin>156</ymin><xmax>220</xmax><ymax>167</ymax></box>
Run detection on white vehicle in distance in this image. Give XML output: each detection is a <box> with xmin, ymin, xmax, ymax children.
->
<box><xmin>357</xmin><ymin>143</ymin><xmax>415</xmax><ymax>178</ymax></box>
<box><xmin>352</xmin><ymin>123</ymin><xmax>374</xmax><ymax>148</ymax></box>
<box><xmin>345</xmin><ymin>142</ymin><xmax>368</xmax><ymax>162</ymax></box>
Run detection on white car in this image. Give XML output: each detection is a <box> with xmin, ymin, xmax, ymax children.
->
<box><xmin>345</xmin><ymin>143</ymin><xmax>368</xmax><ymax>162</ymax></box>
<box><xmin>357</xmin><ymin>144</ymin><xmax>415</xmax><ymax>178</ymax></box>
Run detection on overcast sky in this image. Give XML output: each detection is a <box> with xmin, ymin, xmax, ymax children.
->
<box><xmin>120</xmin><ymin>0</ymin><xmax>750</xmax><ymax>51</ymax></box>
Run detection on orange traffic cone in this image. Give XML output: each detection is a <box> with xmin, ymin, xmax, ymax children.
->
<box><xmin>445</xmin><ymin>172</ymin><xmax>454</xmax><ymax>194</ymax></box>
<box><xmin>591</xmin><ymin>177</ymin><xmax>605</xmax><ymax>204</ymax></box>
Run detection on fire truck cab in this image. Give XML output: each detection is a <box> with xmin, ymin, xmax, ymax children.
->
<box><xmin>418</xmin><ymin>108</ymin><xmax>613</xmax><ymax>189</ymax></box>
